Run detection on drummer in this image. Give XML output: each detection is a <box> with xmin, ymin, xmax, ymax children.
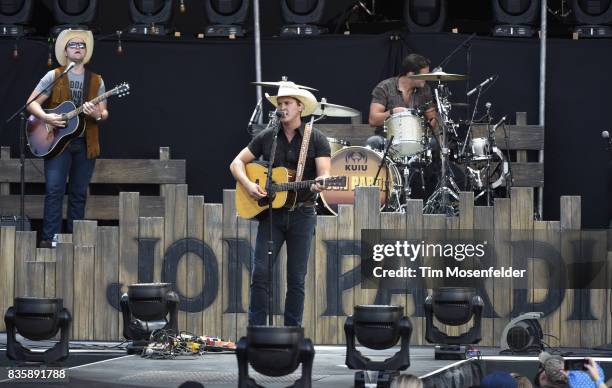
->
<box><xmin>366</xmin><ymin>53</ymin><xmax>437</xmax><ymax>151</ymax></box>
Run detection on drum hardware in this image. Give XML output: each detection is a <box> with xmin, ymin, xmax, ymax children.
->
<box><xmin>327</xmin><ymin>137</ymin><xmax>350</xmax><ymax>154</ymax></box>
<box><xmin>313</xmin><ymin>97</ymin><xmax>360</xmax><ymax>118</ymax></box>
<box><xmin>423</xmin><ymin>83</ymin><xmax>462</xmax><ymax>216</ymax></box>
<box><xmin>408</xmin><ymin>71</ymin><xmax>468</xmax><ymax>81</ymax></box>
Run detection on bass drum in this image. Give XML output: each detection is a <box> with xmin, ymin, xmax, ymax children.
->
<box><xmin>319</xmin><ymin>146</ymin><xmax>401</xmax><ymax>216</ymax></box>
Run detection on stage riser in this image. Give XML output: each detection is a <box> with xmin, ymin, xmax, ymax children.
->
<box><xmin>0</xmin><ymin>187</ymin><xmax>608</xmax><ymax>348</ymax></box>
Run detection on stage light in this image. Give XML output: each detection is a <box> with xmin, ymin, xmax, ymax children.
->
<box><xmin>236</xmin><ymin>326</ymin><xmax>315</xmax><ymax>387</ymax></box>
<box><xmin>120</xmin><ymin>283</ymin><xmax>179</xmax><ymax>354</ymax></box>
<box><xmin>0</xmin><ymin>0</ymin><xmax>33</xmax><ymax>37</ymax></box>
<box><xmin>570</xmin><ymin>0</ymin><xmax>612</xmax><ymax>38</ymax></box>
<box><xmin>425</xmin><ymin>287</ymin><xmax>483</xmax><ymax>360</ymax></box>
<box><xmin>344</xmin><ymin>305</ymin><xmax>412</xmax><ymax>387</ymax></box>
<box><xmin>4</xmin><ymin>297</ymin><xmax>71</xmax><ymax>364</ymax></box>
<box><xmin>50</xmin><ymin>0</ymin><xmax>98</xmax><ymax>37</ymax></box>
<box><xmin>500</xmin><ymin>312</ymin><xmax>544</xmax><ymax>354</ymax></box>
<box><xmin>280</xmin><ymin>0</ymin><xmax>328</xmax><ymax>36</ymax></box>
<box><xmin>128</xmin><ymin>0</ymin><xmax>173</xmax><ymax>35</ymax></box>
<box><xmin>403</xmin><ymin>0</ymin><xmax>447</xmax><ymax>32</ymax></box>
<box><xmin>204</xmin><ymin>0</ymin><xmax>249</xmax><ymax>37</ymax></box>
<box><xmin>492</xmin><ymin>0</ymin><xmax>539</xmax><ymax>37</ymax></box>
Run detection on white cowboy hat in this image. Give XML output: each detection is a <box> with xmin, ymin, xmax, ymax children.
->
<box><xmin>265</xmin><ymin>81</ymin><xmax>318</xmax><ymax>117</ymax></box>
<box><xmin>55</xmin><ymin>29</ymin><xmax>94</xmax><ymax>67</ymax></box>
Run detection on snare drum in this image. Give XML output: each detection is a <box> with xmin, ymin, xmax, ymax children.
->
<box><xmin>327</xmin><ymin>137</ymin><xmax>350</xmax><ymax>154</ymax></box>
<box><xmin>384</xmin><ymin>110</ymin><xmax>426</xmax><ymax>157</ymax></box>
<box><xmin>470</xmin><ymin>138</ymin><xmax>491</xmax><ymax>160</ymax></box>
<box><xmin>319</xmin><ymin>146</ymin><xmax>400</xmax><ymax>216</ymax></box>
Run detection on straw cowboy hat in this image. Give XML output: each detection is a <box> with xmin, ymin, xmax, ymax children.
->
<box><xmin>265</xmin><ymin>81</ymin><xmax>318</xmax><ymax>117</ymax></box>
<box><xmin>55</xmin><ymin>29</ymin><xmax>94</xmax><ymax>67</ymax></box>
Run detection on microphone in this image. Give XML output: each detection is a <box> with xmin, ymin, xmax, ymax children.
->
<box><xmin>493</xmin><ymin>115</ymin><xmax>507</xmax><ymax>131</ymax></box>
<box><xmin>246</xmin><ymin>99</ymin><xmax>262</xmax><ymax>133</ymax></box>
<box><xmin>275</xmin><ymin>109</ymin><xmax>285</xmax><ymax>118</ymax></box>
<box><xmin>467</xmin><ymin>75</ymin><xmax>495</xmax><ymax>97</ymax></box>
<box><xmin>62</xmin><ymin>62</ymin><xmax>75</xmax><ymax>75</ymax></box>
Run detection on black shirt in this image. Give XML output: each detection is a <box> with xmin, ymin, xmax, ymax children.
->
<box><xmin>248</xmin><ymin>122</ymin><xmax>331</xmax><ymax>203</ymax></box>
<box><xmin>371</xmin><ymin>76</ymin><xmax>434</xmax><ymax>135</ymax></box>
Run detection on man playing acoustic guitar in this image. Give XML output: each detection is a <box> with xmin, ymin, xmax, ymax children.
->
<box><xmin>26</xmin><ymin>29</ymin><xmax>108</xmax><ymax>248</ymax></box>
<box><xmin>230</xmin><ymin>83</ymin><xmax>330</xmax><ymax>326</ymax></box>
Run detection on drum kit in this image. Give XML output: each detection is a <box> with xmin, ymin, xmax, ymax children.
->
<box><xmin>250</xmin><ymin>75</ymin><xmax>511</xmax><ymax>216</ymax></box>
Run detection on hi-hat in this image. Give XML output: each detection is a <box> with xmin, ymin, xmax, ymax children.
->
<box><xmin>313</xmin><ymin>98</ymin><xmax>360</xmax><ymax>117</ymax></box>
<box><xmin>252</xmin><ymin>81</ymin><xmax>318</xmax><ymax>91</ymax></box>
<box><xmin>409</xmin><ymin>71</ymin><xmax>468</xmax><ymax>81</ymax></box>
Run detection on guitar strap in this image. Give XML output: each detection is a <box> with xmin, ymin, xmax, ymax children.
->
<box><xmin>295</xmin><ymin>116</ymin><xmax>314</xmax><ymax>183</ymax></box>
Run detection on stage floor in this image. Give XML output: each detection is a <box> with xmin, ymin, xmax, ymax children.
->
<box><xmin>2</xmin><ymin>336</ymin><xmax>612</xmax><ymax>388</ymax></box>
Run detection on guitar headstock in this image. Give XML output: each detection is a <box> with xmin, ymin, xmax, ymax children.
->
<box><xmin>112</xmin><ymin>82</ymin><xmax>131</xmax><ymax>98</ymax></box>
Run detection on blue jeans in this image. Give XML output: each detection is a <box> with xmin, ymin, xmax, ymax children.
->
<box><xmin>42</xmin><ymin>138</ymin><xmax>96</xmax><ymax>241</ymax></box>
<box><xmin>249</xmin><ymin>206</ymin><xmax>317</xmax><ymax>326</ymax></box>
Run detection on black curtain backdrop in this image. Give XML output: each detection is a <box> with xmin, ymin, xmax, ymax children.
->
<box><xmin>0</xmin><ymin>32</ymin><xmax>610</xmax><ymax>227</ymax></box>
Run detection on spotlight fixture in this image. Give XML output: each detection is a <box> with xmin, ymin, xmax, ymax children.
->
<box><xmin>0</xmin><ymin>0</ymin><xmax>34</xmax><ymax>37</ymax></box>
<box><xmin>4</xmin><ymin>297</ymin><xmax>71</xmax><ymax>364</ymax></box>
<box><xmin>500</xmin><ymin>312</ymin><xmax>544</xmax><ymax>354</ymax></box>
<box><xmin>204</xmin><ymin>0</ymin><xmax>249</xmax><ymax>37</ymax></box>
<box><xmin>345</xmin><ymin>305</ymin><xmax>412</xmax><ymax>388</ymax></box>
<box><xmin>570</xmin><ymin>0</ymin><xmax>612</xmax><ymax>38</ymax></box>
<box><xmin>425</xmin><ymin>287</ymin><xmax>483</xmax><ymax>360</ymax></box>
<box><xmin>491</xmin><ymin>0</ymin><xmax>539</xmax><ymax>37</ymax></box>
<box><xmin>280</xmin><ymin>0</ymin><xmax>328</xmax><ymax>36</ymax></box>
<box><xmin>236</xmin><ymin>326</ymin><xmax>315</xmax><ymax>388</ymax></box>
<box><xmin>120</xmin><ymin>283</ymin><xmax>179</xmax><ymax>354</ymax></box>
<box><xmin>403</xmin><ymin>0</ymin><xmax>447</xmax><ymax>33</ymax></box>
<box><xmin>49</xmin><ymin>0</ymin><xmax>98</xmax><ymax>37</ymax></box>
<box><xmin>128</xmin><ymin>0</ymin><xmax>173</xmax><ymax>35</ymax></box>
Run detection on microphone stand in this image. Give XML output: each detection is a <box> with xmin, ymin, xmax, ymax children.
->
<box><xmin>4</xmin><ymin>65</ymin><xmax>74</xmax><ymax>232</ymax></box>
<box><xmin>264</xmin><ymin>110</ymin><xmax>282</xmax><ymax>327</ymax></box>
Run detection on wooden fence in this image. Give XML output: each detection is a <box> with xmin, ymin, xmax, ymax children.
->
<box><xmin>1</xmin><ymin>186</ymin><xmax>610</xmax><ymax>348</ymax></box>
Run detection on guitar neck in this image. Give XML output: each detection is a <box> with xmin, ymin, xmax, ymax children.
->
<box><xmin>273</xmin><ymin>179</ymin><xmax>321</xmax><ymax>192</ymax></box>
<box><xmin>65</xmin><ymin>90</ymin><xmax>114</xmax><ymax>120</ymax></box>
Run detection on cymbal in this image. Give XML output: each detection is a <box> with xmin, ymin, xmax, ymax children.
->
<box><xmin>313</xmin><ymin>99</ymin><xmax>360</xmax><ymax>117</ymax></box>
<box><xmin>251</xmin><ymin>81</ymin><xmax>318</xmax><ymax>91</ymax></box>
<box><xmin>451</xmin><ymin>102</ymin><xmax>469</xmax><ymax>107</ymax></box>
<box><xmin>408</xmin><ymin>71</ymin><xmax>468</xmax><ymax>81</ymax></box>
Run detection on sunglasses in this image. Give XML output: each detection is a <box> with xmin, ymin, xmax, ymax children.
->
<box><xmin>66</xmin><ymin>42</ymin><xmax>86</xmax><ymax>49</ymax></box>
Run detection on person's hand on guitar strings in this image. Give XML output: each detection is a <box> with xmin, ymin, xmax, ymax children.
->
<box><xmin>246</xmin><ymin>180</ymin><xmax>267</xmax><ymax>199</ymax></box>
<box><xmin>83</xmin><ymin>101</ymin><xmax>101</xmax><ymax>119</ymax></box>
<box><xmin>311</xmin><ymin>175</ymin><xmax>330</xmax><ymax>193</ymax></box>
<box><xmin>44</xmin><ymin>113</ymin><xmax>66</xmax><ymax>128</ymax></box>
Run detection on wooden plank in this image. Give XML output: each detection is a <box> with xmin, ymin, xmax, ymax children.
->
<box><xmin>317</xmin><ymin>123</ymin><xmax>544</xmax><ymax>151</ymax></box>
<box><xmin>422</xmin><ymin>214</ymin><xmax>447</xmax><ymax>339</ymax></box>
<box><xmin>515</xmin><ymin>112</ymin><xmax>528</xmax><ymax>163</ymax></box>
<box><xmin>14</xmin><ymin>231</ymin><xmax>36</xmax><ymax>297</ymax></box>
<box><xmin>222</xmin><ymin>190</ymin><xmax>238</xmax><ymax>342</ymax></box>
<box><xmin>510</xmin><ymin>163</ymin><xmax>544</xmax><ymax>188</ymax></box>
<box><xmin>0</xmin><ymin>195</ymin><xmax>164</xmax><ymax>220</ymax></box>
<box><xmin>164</xmin><ymin>184</ymin><xmax>188</xmax><ymax>332</ymax></box>
<box><xmin>138</xmin><ymin>217</ymin><xmax>165</xmax><ymax>288</ymax></box>
<box><xmin>559</xmin><ymin>196</ymin><xmax>581</xmax><ymax>348</ymax></box>
<box><xmin>159</xmin><ymin>147</ymin><xmax>171</xmax><ymax>198</ymax></box>
<box><xmin>56</xmin><ymin>234</ymin><xmax>72</xmax><ymax>243</ymax></box>
<box><xmin>0</xmin><ymin>226</ymin><xmax>16</xmax><ymax>331</ymax></box>
<box><xmin>73</xmin><ymin>245</ymin><xmax>95</xmax><ymax>340</ymax></box>
<box><xmin>119</xmin><ymin>191</ymin><xmax>139</xmax><ymax>337</ymax></box>
<box><xmin>55</xmin><ymin>242</ymin><xmax>74</xmax><ymax>327</ymax></box>
<box><xmin>0</xmin><ymin>159</ymin><xmax>186</xmax><ymax>184</ymax></box>
<box><xmin>315</xmin><ymin>215</ymin><xmax>338</xmax><ymax>344</ymax></box>
<box><xmin>353</xmin><ymin>187</ymin><xmax>380</xmax><ymax>312</ymax></box>
<box><xmin>533</xmin><ymin>221</ymin><xmax>561</xmax><ymax>350</ymax></box>
<box><xmin>73</xmin><ymin>220</ymin><xmax>97</xmax><ymax>246</ymax></box>
<box><xmin>0</xmin><ymin>146</ymin><xmax>10</xmax><ymax>195</ymax></box>
<box><xmin>493</xmin><ymin>198</ymin><xmax>511</xmax><ymax>346</ymax></box>
<box><xmin>380</xmin><ymin>212</ymin><xmax>408</xmax><ymax>334</ymax></box>
<box><xmin>44</xmin><ymin>261</ymin><xmax>56</xmax><ymax>298</ymax></box>
<box><xmin>303</xmin><ymin>225</ymin><xmax>316</xmax><ymax>342</ymax></box>
<box><xmin>471</xmin><ymin>124</ymin><xmax>544</xmax><ymax>150</ymax></box>
<box><xmin>203</xmin><ymin>204</ymin><xmax>222</xmax><ymax>339</ymax></box>
<box><xmin>235</xmin><ymin>212</ymin><xmax>252</xmax><ymax>339</ymax></box>
<box><xmin>337</xmin><ymin>204</ymin><xmax>354</xmax><ymax>345</ymax></box>
<box><xmin>26</xmin><ymin>260</ymin><xmax>45</xmax><ymax>297</ymax></box>
<box><xmin>474</xmin><ymin>206</ymin><xmax>495</xmax><ymax>346</ymax></box>
<box><xmin>186</xmin><ymin>195</ymin><xmax>205</xmax><ymax>335</ymax></box>
<box><xmin>95</xmin><ymin>226</ymin><xmax>120</xmax><ymax>341</ymax></box>
<box><xmin>405</xmin><ymin>199</ymin><xmax>424</xmax><ymax>346</ymax></box>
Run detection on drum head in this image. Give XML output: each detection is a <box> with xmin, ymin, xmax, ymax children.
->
<box><xmin>319</xmin><ymin>146</ymin><xmax>397</xmax><ymax>215</ymax></box>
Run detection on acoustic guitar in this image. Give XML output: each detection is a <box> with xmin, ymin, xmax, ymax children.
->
<box><xmin>235</xmin><ymin>163</ymin><xmax>346</xmax><ymax>219</ymax></box>
<box><xmin>26</xmin><ymin>82</ymin><xmax>130</xmax><ymax>158</ymax></box>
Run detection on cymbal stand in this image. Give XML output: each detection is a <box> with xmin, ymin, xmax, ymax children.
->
<box><xmin>423</xmin><ymin>84</ymin><xmax>460</xmax><ymax>216</ymax></box>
